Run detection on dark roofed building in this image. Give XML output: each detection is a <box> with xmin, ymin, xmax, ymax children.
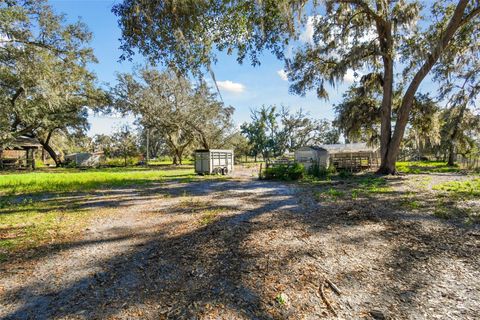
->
<box><xmin>0</xmin><ymin>136</ymin><xmax>42</xmax><ymax>170</ymax></box>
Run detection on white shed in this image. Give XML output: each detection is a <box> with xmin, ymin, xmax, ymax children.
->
<box><xmin>295</xmin><ymin>143</ymin><xmax>378</xmax><ymax>171</ymax></box>
<box><xmin>194</xmin><ymin>149</ymin><xmax>234</xmax><ymax>175</ymax></box>
<box><xmin>65</xmin><ymin>152</ymin><xmax>105</xmax><ymax>167</ymax></box>
<box><xmin>295</xmin><ymin>146</ymin><xmax>329</xmax><ymax>170</ymax></box>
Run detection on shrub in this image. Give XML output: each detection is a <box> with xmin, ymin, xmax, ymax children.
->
<box><xmin>338</xmin><ymin>169</ymin><xmax>353</xmax><ymax>178</ymax></box>
<box><xmin>307</xmin><ymin>163</ymin><xmax>336</xmax><ymax>178</ymax></box>
<box><xmin>104</xmin><ymin>157</ymin><xmax>139</xmax><ymax>167</ymax></box>
<box><xmin>263</xmin><ymin>163</ymin><xmax>304</xmax><ymax>181</ymax></box>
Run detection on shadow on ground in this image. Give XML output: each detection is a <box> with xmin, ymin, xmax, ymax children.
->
<box><xmin>1</xmin><ymin>175</ymin><xmax>479</xmax><ymax>319</ymax></box>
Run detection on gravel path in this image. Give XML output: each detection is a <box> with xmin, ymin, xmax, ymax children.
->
<box><xmin>1</xmin><ymin>168</ymin><xmax>479</xmax><ymax>319</ymax></box>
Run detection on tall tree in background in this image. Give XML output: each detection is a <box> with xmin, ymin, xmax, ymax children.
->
<box><xmin>112</xmin><ymin>68</ymin><xmax>233</xmax><ymax>164</ymax></box>
<box><xmin>111</xmin><ymin>126</ymin><xmax>139</xmax><ymax>167</ymax></box>
<box><xmin>137</xmin><ymin>127</ymin><xmax>168</xmax><ymax>160</ymax></box>
<box><xmin>440</xmin><ymin>107</ymin><xmax>480</xmax><ymax>164</ymax></box>
<box><xmin>278</xmin><ymin>107</ymin><xmax>339</xmax><ymax>152</ymax></box>
<box><xmin>93</xmin><ymin>134</ymin><xmax>114</xmax><ymax>157</ymax></box>
<box><xmin>241</xmin><ymin>106</ymin><xmax>278</xmax><ymax>160</ymax></box>
<box><xmin>223</xmin><ymin>131</ymin><xmax>251</xmax><ymax>162</ymax></box>
<box><xmin>241</xmin><ymin>105</ymin><xmax>339</xmax><ymax>160</ymax></box>
<box><xmin>113</xmin><ymin>0</ymin><xmax>480</xmax><ymax>174</ymax></box>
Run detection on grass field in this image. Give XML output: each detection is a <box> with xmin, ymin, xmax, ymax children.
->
<box><xmin>0</xmin><ymin>166</ymin><xmax>202</xmax><ymax>261</ymax></box>
<box><xmin>395</xmin><ymin>161</ymin><xmax>463</xmax><ymax>173</ymax></box>
<box><xmin>0</xmin><ymin>166</ymin><xmax>195</xmax><ymax>195</ymax></box>
<box><xmin>433</xmin><ymin>178</ymin><xmax>480</xmax><ymax>198</ymax></box>
<box><xmin>1</xmin><ymin>162</ymin><xmax>477</xmax><ymax>262</ymax></box>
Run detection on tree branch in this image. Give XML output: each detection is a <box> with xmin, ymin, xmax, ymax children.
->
<box><xmin>334</xmin><ymin>0</ymin><xmax>385</xmax><ymax>25</ymax></box>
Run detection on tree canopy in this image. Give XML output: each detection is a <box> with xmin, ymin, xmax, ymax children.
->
<box><xmin>241</xmin><ymin>105</ymin><xmax>339</xmax><ymax>160</ymax></box>
<box><xmin>0</xmin><ymin>0</ymin><xmax>108</xmax><ymax>164</ymax></box>
<box><xmin>113</xmin><ymin>0</ymin><xmax>480</xmax><ymax>173</ymax></box>
<box><xmin>112</xmin><ymin>68</ymin><xmax>234</xmax><ymax>164</ymax></box>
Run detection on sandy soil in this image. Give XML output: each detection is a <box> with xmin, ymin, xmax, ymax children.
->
<box><xmin>0</xmin><ymin>166</ymin><xmax>479</xmax><ymax>319</ymax></box>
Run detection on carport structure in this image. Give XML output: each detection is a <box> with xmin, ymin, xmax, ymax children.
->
<box><xmin>0</xmin><ymin>136</ymin><xmax>42</xmax><ymax>170</ymax></box>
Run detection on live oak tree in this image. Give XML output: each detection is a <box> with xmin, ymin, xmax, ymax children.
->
<box><xmin>241</xmin><ymin>105</ymin><xmax>339</xmax><ymax>160</ymax></box>
<box><xmin>240</xmin><ymin>115</ymin><xmax>268</xmax><ymax>162</ymax></box>
<box><xmin>288</xmin><ymin>0</ymin><xmax>479</xmax><ymax>173</ymax></box>
<box><xmin>240</xmin><ymin>106</ymin><xmax>277</xmax><ymax>160</ymax></box>
<box><xmin>278</xmin><ymin>107</ymin><xmax>339</xmax><ymax>152</ymax></box>
<box><xmin>93</xmin><ymin>134</ymin><xmax>114</xmax><ymax>157</ymax></box>
<box><xmin>112</xmin><ymin>70</ymin><xmax>194</xmax><ymax>165</ymax></box>
<box><xmin>0</xmin><ymin>0</ymin><xmax>107</xmax><ymax>165</ymax></box>
<box><xmin>113</xmin><ymin>0</ymin><xmax>480</xmax><ymax>174</ymax></box>
<box><xmin>112</xmin><ymin>68</ymin><xmax>233</xmax><ymax>164</ymax></box>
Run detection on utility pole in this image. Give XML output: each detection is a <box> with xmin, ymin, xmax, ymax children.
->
<box><xmin>146</xmin><ymin>127</ymin><xmax>150</xmax><ymax>166</ymax></box>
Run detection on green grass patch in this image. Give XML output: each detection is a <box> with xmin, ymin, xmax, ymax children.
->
<box><xmin>314</xmin><ymin>188</ymin><xmax>345</xmax><ymax>201</ymax></box>
<box><xmin>0</xmin><ymin>167</ymin><xmax>195</xmax><ymax>196</ymax></box>
<box><xmin>0</xmin><ymin>166</ymin><xmax>220</xmax><ymax>261</ymax></box>
<box><xmin>396</xmin><ymin>161</ymin><xmax>462</xmax><ymax>174</ymax></box>
<box><xmin>310</xmin><ymin>174</ymin><xmax>392</xmax><ymax>202</ymax></box>
<box><xmin>0</xmin><ymin>198</ymin><xmax>114</xmax><ymax>262</ymax></box>
<box><xmin>432</xmin><ymin>178</ymin><xmax>480</xmax><ymax>198</ymax></box>
<box><xmin>199</xmin><ymin>209</ymin><xmax>222</xmax><ymax>225</ymax></box>
<box><xmin>353</xmin><ymin>175</ymin><xmax>392</xmax><ymax>194</ymax></box>
<box><xmin>407</xmin><ymin>200</ymin><xmax>421</xmax><ymax>210</ymax></box>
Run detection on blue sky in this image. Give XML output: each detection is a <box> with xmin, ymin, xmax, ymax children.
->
<box><xmin>49</xmin><ymin>0</ymin><xmax>354</xmax><ymax>137</ymax></box>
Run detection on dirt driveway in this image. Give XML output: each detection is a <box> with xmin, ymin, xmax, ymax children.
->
<box><xmin>1</xmin><ymin>167</ymin><xmax>479</xmax><ymax>319</ymax></box>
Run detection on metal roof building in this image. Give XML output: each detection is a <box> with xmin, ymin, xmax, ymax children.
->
<box><xmin>295</xmin><ymin>143</ymin><xmax>379</xmax><ymax>171</ymax></box>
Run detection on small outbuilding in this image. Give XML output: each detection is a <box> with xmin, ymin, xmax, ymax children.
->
<box><xmin>0</xmin><ymin>136</ymin><xmax>42</xmax><ymax>170</ymax></box>
<box><xmin>194</xmin><ymin>149</ymin><xmax>234</xmax><ymax>175</ymax></box>
<box><xmin>64</xmin><ymin>152</ymin><xmax>105</xmax><ymax>167</ymax></box>
<box><xmin>295</xmin><ymin>143</ymin><xmax>379</xmax><ymax>171</ymax></box>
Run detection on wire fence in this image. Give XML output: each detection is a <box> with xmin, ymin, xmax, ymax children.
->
<box><xmin>457</xmin><ymin>155</ymin><xmax>480</xmax><ymax>170</ymax></box>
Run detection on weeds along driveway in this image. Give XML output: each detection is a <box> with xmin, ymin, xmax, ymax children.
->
<box><xmin>1</xmin><ymin>173</ymin><xmax>479</xmax><ymax>319</ymax></box>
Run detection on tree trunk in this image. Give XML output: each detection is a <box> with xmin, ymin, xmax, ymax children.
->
<box><xmin>37</xmin><ymin>130</ymin><xmax>62</xmax><ymax>166</ymax></box>
<box><xmin>447</xmin><ymin>144</ymin><xmax>456</xmax><ymax>166</ymax></box>
<box><xmin>448</xmin><ymin>103</ymin><xmax>468</xmax><ymax>166</ymax></box>
<box><xmin>176</xmin><ymin>150</ymin><xmax>183</xmax><ymax>165</ymax></box>
<box><xmin>376</xmin><ymin>20</ymin><xmax>394</xmax><ymax>174</ymax></box>
<box><xmin>41</xmin><ymin>141</ymin><xmax>61</xmax><ymax>166</ymax></box>
<box><xmin>378</xmin><ymin>0</ymin><xmax>472</xmax><ymax>174</ymax></box>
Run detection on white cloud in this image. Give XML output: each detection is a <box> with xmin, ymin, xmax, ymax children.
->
<box><xmin>277</xmin><ymin>69</ymin><xmax>288</xmax><ymax>81</ymax></box>
<box><xmin>343</xmin><ymin>69</ymin><xmax>363</xmax><ymax>83</ymax></box>
<box><xmin>216</xmin><ymin>80</ymin><xmax>245</xmax><ymax>93</ymax></box>
<box><xmin>300</xmin><ymin>16</ymin><xmax>320</xmax><ymax>44</ymax></box>
<box><xmin>0</xmin><ymin>33</ymin><xmax>11</xmax><ymax>48</ymax></box>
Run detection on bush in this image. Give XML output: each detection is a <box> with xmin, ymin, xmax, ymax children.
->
<box><xmin>263</xmin><ymin>163</ymin><xmax>304</xmax><ymax>181</ymax></box>
<box><xmin>307</xmin><ymin>163</ymin><xmax>336</xmax><ymax>178</ymax></box>
<box><xmin>104</xmin><ymin>157</ymin><xmax>139</xmax><ymax>167</ymax></box>
<box><xmin>338</xmin><ymin>169</ymin><xmax>353</xmax><ymax>178</ymax></box>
